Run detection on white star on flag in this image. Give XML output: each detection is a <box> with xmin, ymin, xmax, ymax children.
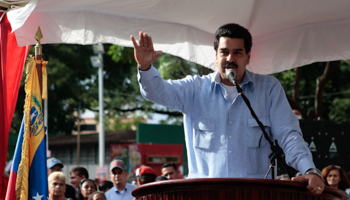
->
<box><xmin>32</xmin><ymin>192</ymin><xmax>43</xmax><ymax>200</ymax></box>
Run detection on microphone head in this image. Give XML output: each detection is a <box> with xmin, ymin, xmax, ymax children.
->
<box><xmin>225</xmin><ymin>69</ymin><xmax>237</xmax><ymax>85</ymax></box>
<box><xmin>225</xmin><ymin>68</ymin><xmax>236</xmax><ymax>78</ymax></box>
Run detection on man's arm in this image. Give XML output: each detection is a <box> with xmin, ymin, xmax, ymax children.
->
<box><xmin>266</xmin><ymin>79</ymin><xmax>325</xmax><ymax>194</ymax></box>
<box><xmin>130</xmin><ymin>31</ymin><xmax>163</xmax><ymax>71</ymax></box>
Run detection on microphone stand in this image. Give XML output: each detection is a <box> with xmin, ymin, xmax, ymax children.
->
<box><xmin>234</xmin><ymin>82</ymin><xmax>295</xmax><ymax>179</ymax></box>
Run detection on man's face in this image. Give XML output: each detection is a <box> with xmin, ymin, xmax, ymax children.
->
<box><xmin>216</xmin><ymin>37</ymin><xmax>251</xmax><ymax>86</ymax></box>
<box><xmin>161</xmin><ymin>166</ymin><xmax>179</xmax><ymax>180</ymax></box>
<box><xmin>49</xmin><ymin>178</ymin><xmax>66</xmax><ymax>197</ymax></box>
<box><xmin>110</xmin><ymin>168</ymin><xmax>127</xmax><ymax>188</ymax></box>
<box><xmin>47</xmin><ymin>164</ymin><xmax>62</xmax><ymax>176</ymax></box>
<box><xmin>70</xmin><ymin>172</ymin><xmax>84</xmax><ymax>189</ymax></box>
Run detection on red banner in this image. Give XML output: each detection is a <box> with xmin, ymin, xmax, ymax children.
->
<box><xmin>0</xmin><ymin>13</ymin><xmax>29</xmax><ymax>200</ymax></box>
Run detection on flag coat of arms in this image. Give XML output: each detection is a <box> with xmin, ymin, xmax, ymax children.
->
<box><xmin>6</xmin><ymin>58</ymin><xmax>48</xmax><ymax>200</ymax></box>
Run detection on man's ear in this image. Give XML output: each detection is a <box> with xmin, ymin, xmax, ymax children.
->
<box><xmin>246</xmin><ymin>52</ymin><xmax>251</xmax><ymax>65</ymax></box>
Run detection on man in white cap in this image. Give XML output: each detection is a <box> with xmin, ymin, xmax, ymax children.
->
<box><xmin>105</xmin><ymin>159</ymin><xmax>136</xmax><ymax>200</ymax></box>
<box><xmin>47</xmin><ymin>157</ymin><xmax>76</xmax><ymax>200</ymax></box>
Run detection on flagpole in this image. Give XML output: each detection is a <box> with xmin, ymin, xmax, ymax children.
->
<box><xmin>35</xmin><ymin>27</ymin><xmax>49</xmax><ymax>154</ymax></box>
<box><xmin>35</xmin><ymin>27</ymin><xmax>42</xmax><ymax>94</ymax></box>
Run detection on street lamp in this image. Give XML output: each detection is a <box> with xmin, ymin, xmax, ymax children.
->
<box><xmin>90</xmin><ymin>43</ymin><xmax>105</xmax><ymax>168</ymax></box>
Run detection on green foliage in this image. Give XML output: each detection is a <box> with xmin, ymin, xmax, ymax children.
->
<box><xmin>328</xmin><ymin>97</ymin><xmax>350</xmax><ymax>121</ymax></box>
<box><xmin>272</xmin><ymin>61</ymin><xmax>350</xmax><ymax>121</ymax></box>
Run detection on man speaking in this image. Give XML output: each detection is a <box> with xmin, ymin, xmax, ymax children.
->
<box><xmin>130</xmin><ymin>23</ymin><xmax>324</xmax><ymax>194</ymax></box>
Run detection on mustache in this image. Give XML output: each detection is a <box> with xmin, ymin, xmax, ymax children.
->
<box><xmin>223</xmin><ymin>62</ymin><xmax>238</xmax><ymax>68</ymax></box>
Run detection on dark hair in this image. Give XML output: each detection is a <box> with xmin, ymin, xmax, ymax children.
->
<box><xmin>155</xmin><ymin>175</ymin><xmax>168</xmax><ymax>181</ymax></box>
<box><xmin>76</xmin><ymin>179</ymin><xmax>97</xmax><ymax>200</ymax></box>
<box><xmin>321</xmin><ymin>165</ymin><xmax>350</xmax><ymax>191</ymax></box>
<box><xmin>71</xmin><ymin>167</ymin><xmax>89</xmax><ymax>179</ymax></box>
<box><xmin>137</xmin><ymin>174</ymin><xmax>156</xmax><ymax>185</ymax></box>
<box><xmin>88</xmin><ymin>191</ymin><xmax>106</xmax><ymax>200</ymax></box>
<box><xmin>214</xmin><ymin>23</ymin><xmax>252</xmax><ymax>54</ymax></box>
<box><xmin>98</xmin><ymin>180</ymin><xmax>113</xmax><ymax>192</ymax></box>
<box><xmin>162</xmin><ymin>162</ymin><xmax>177</xmax><ymax>171</ymax></box>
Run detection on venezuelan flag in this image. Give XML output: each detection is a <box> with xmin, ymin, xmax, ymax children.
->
<box><xmin>6</xmin><ymin>58</ymin><xmax>48</xmax><ymax>200</ymax></box>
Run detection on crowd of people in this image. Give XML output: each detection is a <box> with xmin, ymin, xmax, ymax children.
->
<box><xmin>46</xmin><ymin>157</ymin><xmax>182</xmax><ymax>200</ymax></box>
<box><xmin>48</xmin><ymin>156</ymin><xmax>350</xmax><ymax>200</ymax></box>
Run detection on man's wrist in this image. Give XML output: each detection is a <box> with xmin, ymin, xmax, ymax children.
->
<box><xmin>305</xmin><ymin>168</ymin><xmax>322</xmax><ymax>178</ymax></box>
<box><xmin>138</xmin><ymin>64</ymin><xmax>151</xmax><ymax>71</ymax></box>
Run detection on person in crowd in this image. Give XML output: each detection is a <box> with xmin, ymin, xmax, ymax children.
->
<box><xmin>88</xmin><ymin>191</ymin><xmax>106</xmax><ymax>200</ymax></box>
<box><xmin>48</xmin><ymin>171</ymin><xmax>71</xmax><ymax>200</ymax></box>
<box><xmin>76</xmin><ymin>179</ymin><xmax>97</xmax><ymax>200</ymax></box>
<box><xmin>161</xmin><ymin>163</ymin><xmax>180</xmax><ymax>180</ymax></box>
<box><xmin>98</xmin><ymin>180</ymin><xmax>114</xmax><ymax>193</ymax></box>
<box><xmin>321</xmin><ymin>165</ymin><xmax>350</xmax><ymax>192</ymax></box>
<box><xmin>93</xmin><ymin>178</ymin><xmax>100</xmax><ymax>189</ymax></box>
<box><xmin>155</xmin><ymin>175</ymin><xmax>168</xmax><ymax>181</ymax></box>
<box><xmin>47</xmin><ymin>157</ymin><xmax>76</xmax><ymax>200</ymax></box>
<box><xmin>130</xmin><ymin>22</ymin><xmax>324</xmax><ymax>194</ymax></box>
<box><xmin>135</xmin><ymin>166</ymin><xmax>156</xmax><ymax>186</ymax></box>
<box><xmin>70</xmin><ymin>167</ymin><xmax>89</xmax><ymax>190</ymax></box>
<box><xmin>105</xmin><ymin>159</ymin><xmax>136</xmax><ymax>200</ymax></box>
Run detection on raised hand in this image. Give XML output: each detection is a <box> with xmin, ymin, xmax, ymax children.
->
<box><xmin>130</xmin><ymin>31</ymin><xmax>163</xmax><ymax>71</ymax></box>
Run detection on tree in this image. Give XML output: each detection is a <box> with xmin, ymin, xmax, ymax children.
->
<box><xmin>272</xmin><ymin>61</ymin><xmax>350</xmax><ymax>121</ymax></box>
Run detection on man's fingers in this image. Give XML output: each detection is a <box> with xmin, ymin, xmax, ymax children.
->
<box><xmin>139</xmin><ymin>31</ymin><xmax>144</xmax><ymax>47</ymax></box>
<box><xmin>291</xmin><ymin>176</ymin><xmax>307</xmax><ymax>182</ymax></box>
<box><xmin>130</xmin><ymin>35</ymin><xmax>139</xmax><ymax>48</ymax></box>
<box><xmin>292</xmin><ymin>174</ymin><xmax>324</xmax><ymax>195</ymax></box>
<box><xmin>148</xmin><ymin>34</ymin><xmax>154</xmax><ymax>49</ymax></box>
<box><xmin>154</xmin><ymin>50</ymin><xmax>163</xmax><ymax>59</ymax></box>
<box><xmin>143</xmin><ymin>32</ymin><xmax>149</xmax><ymax>47</ymax></box>
<box><xmin>307</xmin><ymin>185</ymin><xmax>323</xmax><ymax>194</ymax></box>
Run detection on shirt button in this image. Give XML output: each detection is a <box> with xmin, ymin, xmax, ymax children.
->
<box><xmin>229</xmin><ymin>136</ymin><xmax>231</xmax><ymax>138</ymax></box>
<box><xmin>229</xmin><ymin>167</ymin><xmax>232</xmax><ymax>169</ymax></box>
<box><xmin>230</xmin><ymin>121</ymin><xmax>232</xmax><ymax>123</ymax></box>
<box><xmin>229</xmin><ymin>151</ymin><xmax>231</xmax><ymax>153</ymax></box>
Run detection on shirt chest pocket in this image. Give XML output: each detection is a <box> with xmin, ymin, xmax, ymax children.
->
<box><xmin>193</xmin><ymin>119</ymin><xmax>216</xmax><ymax>150</ymax></box>
<box><xmin>246</xmin><ymin>118</ymin><xmax>271</xmax><ymax>148</ymax></box>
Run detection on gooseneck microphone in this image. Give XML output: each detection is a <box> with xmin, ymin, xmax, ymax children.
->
<box><xmin>225</xmin><ymin>69</ymin><xmax>237</xmax><ymax>86</ymax></box>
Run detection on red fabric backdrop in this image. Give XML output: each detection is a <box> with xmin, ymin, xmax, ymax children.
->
<box><xmin>0</xmin><ymin>13</ymin><xmax>29</xmax><ymax>199</ymax></box>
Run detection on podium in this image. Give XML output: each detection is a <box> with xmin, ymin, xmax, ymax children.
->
<box><xmin>132</xmin><ymin>178</ymin><xmax>349</xmax><ymax>200</ymax></box>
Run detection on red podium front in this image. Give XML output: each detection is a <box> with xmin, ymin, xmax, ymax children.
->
<box><xmin>132</xmin><ymin>178</ymin><xmax>348</xmax><ymax>200</ymax></box>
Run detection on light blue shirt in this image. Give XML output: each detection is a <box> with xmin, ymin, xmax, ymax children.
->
<box><xmin>138</xmin><ymin>66</ymin><xmax>315</xmax><ymax>178</ymax></box>
<box><xmin>105</xmin><ymin>184</ymin><xmax>136</xmax><ymax>200</ymax></box>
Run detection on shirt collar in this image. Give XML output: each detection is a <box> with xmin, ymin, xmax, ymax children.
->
<box><xmin>114</xmin><ymin>186</ymin><xmax>127</xmax><ymax>193</ymax></box>
<box><xmin>211</xmin><ymin>69</ymin><xmax>254</xmax><ymax>91</ymax></box>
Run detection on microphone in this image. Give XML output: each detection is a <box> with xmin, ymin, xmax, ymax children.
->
<box><xmin>225</xmin><ymin>69</ymin><xmax>237</xmax><ymax>85</ymax></box>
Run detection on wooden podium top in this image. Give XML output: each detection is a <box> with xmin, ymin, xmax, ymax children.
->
<box><xmin>132</xmin><ymin>178</ymin><xmax>349</xmax><ymax>200</ymax></box>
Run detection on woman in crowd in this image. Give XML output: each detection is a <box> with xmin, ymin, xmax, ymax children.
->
<box><xmin>48</xmin><ymin>172</ymin><xmax>70</xmax><ymax>200</ymax></box>
<box><xmin>321</xmin><ymin>165</ymin><xmax>350</xmax><ymax>196</ymax></box>
<box><xmin>76</xmin><ymin>179</ymin><xmax>97</xmax><ymax>200</ymax></box>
